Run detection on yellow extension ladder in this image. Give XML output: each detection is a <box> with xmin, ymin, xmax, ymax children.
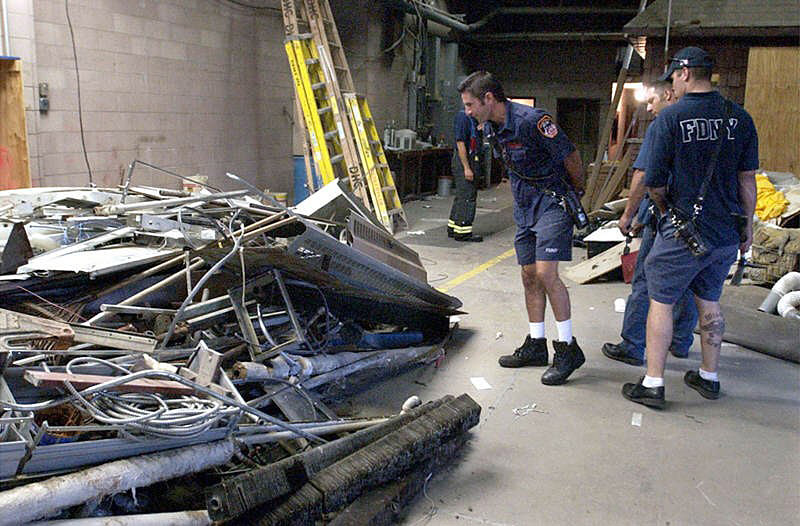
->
<box><xmin>345</xmin><ymin>93</ymin><xmax>407</xmax><ymax>233</ymax></box>
<box><xmin>280</xmin><ymin>0</ymin><xmax>406</xmax><ymax>233</ymax></box>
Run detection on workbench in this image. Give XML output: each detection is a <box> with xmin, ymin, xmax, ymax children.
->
<box><xmin>384</xmin><ymin>147</ymin><xmax>452</xmax><ymax>201</ymax></box>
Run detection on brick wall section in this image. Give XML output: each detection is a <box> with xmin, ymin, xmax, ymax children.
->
<box><xmin>18</xmin><ymin>0</ymin><xmax>289</xmax><ymax>192</ymax></box>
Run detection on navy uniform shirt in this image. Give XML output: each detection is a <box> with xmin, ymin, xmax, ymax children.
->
<box><xmin>632</xmin><ymin>123</ymin><xmax>657</xmax><ymax>226</ymax></box>
<box><xmin>487</xmin><ymin>102</ymin><xmax>576</xmax><ymax>228</ymax></box>
<box><xmin>454</xmin><ymin>110</ymin><xmax>481</xmax><ymax>155</ymax></box>
<box><xmin>645</xmin><ymin>91</ymin><xmax>759</xmax><ymax>247</ymax></box>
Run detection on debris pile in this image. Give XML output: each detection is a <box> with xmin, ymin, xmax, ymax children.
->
<box><xmin>0</xmin><ymin>166</ymin><xmax>476</xmax><ymax>523</ymax></box>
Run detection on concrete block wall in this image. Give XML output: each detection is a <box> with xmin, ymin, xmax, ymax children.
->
<box><xmin>5</xmin><ymin>0</ymin><xmax>294</xmax><ymax>192</ymax></box>
<box><xmin>333</xmin><ymin>1</ymin><xmax>410</xmax><ymax>134</ymax></box>
<box><xmin>465</xmin><ymin>40</ymin><xmax>618</xmax><ymax>121</ymax></box>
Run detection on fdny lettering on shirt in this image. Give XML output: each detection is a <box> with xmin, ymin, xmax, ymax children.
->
<box><xmin>537</xmin><ymin>116</ymin><xmax>559</xmax><ymax>138</ymax></box>
<box><xmin>679</xmin><ymin>118</ymin><xmax>739</xmax><ymax>143</ymax></box>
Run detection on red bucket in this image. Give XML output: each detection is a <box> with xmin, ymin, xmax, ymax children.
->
<box><xmin>621</xmin><ymin>236</ymin><xmax>638</xmax><ymax>284</ymax></box>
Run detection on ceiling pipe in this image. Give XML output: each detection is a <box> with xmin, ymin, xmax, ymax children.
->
<box><xmin>467</xmin><ymin>32</ymin><xmax>627</xmax><ymax>42</ymax></box>
<box><xmin>491</xmin><ymin>7</ymin><xmax>640</xmax><ymax>16</ymax></box>
<box><xmin>385</xmin><ymin>0</ymin><xmax>489</xmax><ymax>33</ymax></box>
<box><xmin>386</xmin><ymin>1</ymin><xmax>641</xmax><ymax>35</ymax></box>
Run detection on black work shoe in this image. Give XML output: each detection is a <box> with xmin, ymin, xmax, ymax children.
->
<box><xmin>669</xmin><ymin>345</ymin><xmax>689</xmax><ymax>359</ymax></box>
<box><xmin>541</xmin><ymin>337</ymin><xmax>585</xmax><ymax>385</ymax></box>
<box><xmin>498</xmin><ymin>336</ymin><xmax>548</xmax><ymax>368</ymax></box>
<box><xmin>602</xmin><ymin>342</ymin><xmax>644</xmax><ymax>366</ymax></box>
<box><xmin>447</xmin><ymin>227</ymin><xmax>454</xmax><ymax>238</ymax></box>
<box><xmin>684</xmin><ymin>370</ymin><xmax>720</xmax><ymax>399</ymax></box>
<box><xmin>622</xmin><ymin>377</ymin><xmax>665</xmax><ymax>408</ymax></box>
<box><xmin>454</xmin><ymin>233</ymin><xmax>483</xmax><ymax>242</ymax></box>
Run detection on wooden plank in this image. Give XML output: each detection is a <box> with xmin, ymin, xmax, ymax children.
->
<box><xmin>23</xmin><ymin>370</ymin><xmax>195</xmax><ymax>395</ymax></box>
<box><xmin>0</xmin><ymin>59</ymin><xmax>31</xmax><ymax>190</ymax></box>
<box><xmin>744</xmin><ymin>47</ymin><xmax>800</xmax><ymax>174</ymax></box>
<box><xmin>562</xmin><ymin>238</ymin><xmax>641</xmax><ymax>284</ymax></box>
<box><xmin>591</xmin><ymin>146</ymin><xmax>634</xmax><ymax>211</ymax></box>
<box><xmin>583</xmin><ymin>56</ymin><xmax>630</xmax><ymax>209</ymax></box>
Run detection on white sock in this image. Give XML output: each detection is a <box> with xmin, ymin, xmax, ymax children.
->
<box><xmin>555</xmin><ymin>319</ymin><xmax>572</xmax><ymax>342</ymax></box>
<box><xmin>699</xmin><ymin>368</ymin><xmax>719</xmax><ymax>382</ymax></box>
<box><xmin>529</xmin><ymin>322</ymin><xmax>545</xmax><ymax>339</ymax></box>
<box><xmin>642</xmin><ymin>375</ymin><xmax>664</xmax><ymax>388</ymax></box>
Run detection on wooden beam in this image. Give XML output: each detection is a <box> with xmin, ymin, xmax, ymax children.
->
<box><xmin>24</xmin><ymin>370</ymin><xmax>195</xmax><ymax>395</ymax></box>
<box><xmin>0</xmin><ymin>59</ymin><xmax>31</xmax><ymax>190</ymax></box>
<box><xmin>591</xmin><ymin>146</ymin><xmax>634</xmax><ymax>211</ymax></box>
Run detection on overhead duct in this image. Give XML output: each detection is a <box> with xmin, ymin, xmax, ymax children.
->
<box><xmin>388</xmin><ymin>1</ymin><xmax>638</xmax><ymax>36</ymax></box>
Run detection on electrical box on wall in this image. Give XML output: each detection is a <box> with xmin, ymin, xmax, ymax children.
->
<box><xmin>38</xmin><ymin>82</ymin><xmax>49</xmax><ymax>112</ymax></box>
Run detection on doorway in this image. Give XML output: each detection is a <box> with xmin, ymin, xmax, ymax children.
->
<box><xmin>556</xmin><ymin>98</ymin><xmax>601</xmax><ymax>167</ymax></box>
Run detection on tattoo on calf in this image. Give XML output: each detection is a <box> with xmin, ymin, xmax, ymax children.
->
<box><xmin>699</xmin><ymin>317</ymin><xmax>725</xmax><ymax>350</ymax></box>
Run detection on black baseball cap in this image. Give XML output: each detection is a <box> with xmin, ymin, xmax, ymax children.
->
<box><xmin>658</xmin><ymin>47</ymin><xmax>714</xmax><ymax>81</ymax></box>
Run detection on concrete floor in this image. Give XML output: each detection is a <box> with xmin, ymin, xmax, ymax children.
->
<box><xmin>347</xmin><ymin>182</ymin><xmax>800</xmax><ymax>526</ymax></box>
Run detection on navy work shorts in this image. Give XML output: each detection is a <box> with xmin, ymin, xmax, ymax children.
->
<box><xmin>514</xmin><ymin>206</ymin><xmax>573</xmax><ymax>265</ymax></box>
<box><xmin>645</xmin><ymin>217</ymin><xmax>738</xmax><ymax>304</ymax></box>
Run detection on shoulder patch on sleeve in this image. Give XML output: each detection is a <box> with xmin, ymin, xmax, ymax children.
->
<box><xmin>537</xmin><ymin>116</ymin><xmax>558</xmax><ymax>138</ymax></box>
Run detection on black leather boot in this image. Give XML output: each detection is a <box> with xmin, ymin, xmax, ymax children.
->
<box><xmin>541</xmin><ymin>337</ymin><xmax>585</xmax><ymax>385</ymax></box>
<box><xmin>498</xmin><ymin>336</ymin><xmax>548</xmax><ymax>368</ymax></box>
<box><xmin>454</xmin><ymin>233</ymin><xmax>483</xmax><ymax>242</ymax></box>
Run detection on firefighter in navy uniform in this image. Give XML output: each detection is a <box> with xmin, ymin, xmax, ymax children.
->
<box><xmin>621</xmin><ymin>47</ymin><xmax>759</xmax><ymax>407</ymax></box>
<box><xmin>448</xmin><ymin>110</ymin><xmax>483</xmax><ymax>242</ymax></box>
<box><xmin>458</xmin><ymin>71</ymin><xmax>587</xmax><ymax>386</ymax></box>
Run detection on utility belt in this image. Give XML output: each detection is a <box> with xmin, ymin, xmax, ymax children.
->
<box><xmin>485</xmin><ymin>130</ymin><xmax>587</xmax><ymax>229</ymax></box>
<box><xmin>667</xmin><ymin>206</ymin><xmax>747</xmax><ymax>258</ymax></box>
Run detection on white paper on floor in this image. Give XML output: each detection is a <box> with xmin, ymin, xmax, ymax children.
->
<box><xmin>495</xmin><ymin>331</ymin><xmax>503</xmax><ymax>340</ymax></box>
<box><xmin>406</xmin><ymin>230</ymin><xmax>426</xmax><ymax>235</ymax></box>
<box><xmin>631</xmin><ymin>412</ymin><xmax>643</xmax><ymax>427</ymax></box>
<box><xmin>513</xmin><ymin>403</ymin><xmax>546</xmax><ymax>417</ymax></box>
<box><xmin>470</xmin><ymin>377</ymin><xmax>492</xmax><ymax>390</ymax></box>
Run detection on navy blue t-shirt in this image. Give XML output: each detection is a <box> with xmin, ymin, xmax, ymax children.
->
<box><xmin>633</xmin><ymin>122</ymin><xmax>657</xmax><ymax>225</ymax></box>
<box><xmin>645</xmin><ymin>91</ymin><xmax>759</xmax><ymax>247</ymax></box>
<box><xmin>633</xmin><ymin>123</ymin><xmax>655</xmax><ymax>171</ymax></box>
<box><xmin>487</xmin><ymin>102</ymin><xmax>576</xmax><ymax>228</ymax></box>
<box><xmin>454</xmin><ymin>111</ymin><xmax>480</xmax><ymax>155</ymax></box>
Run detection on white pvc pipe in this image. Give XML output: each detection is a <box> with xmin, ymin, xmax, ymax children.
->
<box><xmin>0</xmin><ymin>440</ymin><xmax>234</xmax><ymax>526</ymax></box>
<box><xmin>31</xmin><ymin>511</ymin><xmax>211</xmax><ymax>526</ymax></box>
<box><xmin>777</xmin><ymin>290</ymin><xmax>800</xmax><ymax>320</ymax></box>
<box><xmin>758</xmin><ymin>271</ymin><xmax>800</xmax><ymax>313</ymax></box>
<box><xmin>1</xmin><ymin>0</ymin><xmax>10</xmax><ymax>57</ymax></box>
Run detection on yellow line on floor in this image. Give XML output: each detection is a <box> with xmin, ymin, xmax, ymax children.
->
<box><xmin>437</xmin><ymin>248</ymin><xmax>516</xmax><ymax>293</ymax></box>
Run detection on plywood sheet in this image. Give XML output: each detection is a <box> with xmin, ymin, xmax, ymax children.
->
<box><xmin>0</xmin><ymin>59</ymin><xmax>31</xmax><ymax>190</ymax></box>
<box><xmin>562</xmin><ymin>238</ymin><xmax>641</xmax><ymax>284</ymax></box>
<box><xmin>744</xmin><ymin>47</ymin><xmax>800</xmax><ymax>175</ymax></box>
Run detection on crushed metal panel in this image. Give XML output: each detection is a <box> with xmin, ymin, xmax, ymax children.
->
<box><xmin>292</xmin><ymin>178</ymin><xmax>383</xmax><ymax>230</ymax></box>
<box><xmin>0</xmin><ymin>223</ymin><xmax>33</xmax><ymax>274</ymax></box>
<box><xmin>18</xmin><ymin>246</ymin><xmax>181</xmax><ymax>277</ymax></box>
<box><xmin>346</xmin><ymin>214</ymin><xmax>426</xmax><ymax>282</ymax></box>
<box><xmin>288</xmin><ymin>219</ymin><xmax>461</xmax><ymax>311</ymax></box>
